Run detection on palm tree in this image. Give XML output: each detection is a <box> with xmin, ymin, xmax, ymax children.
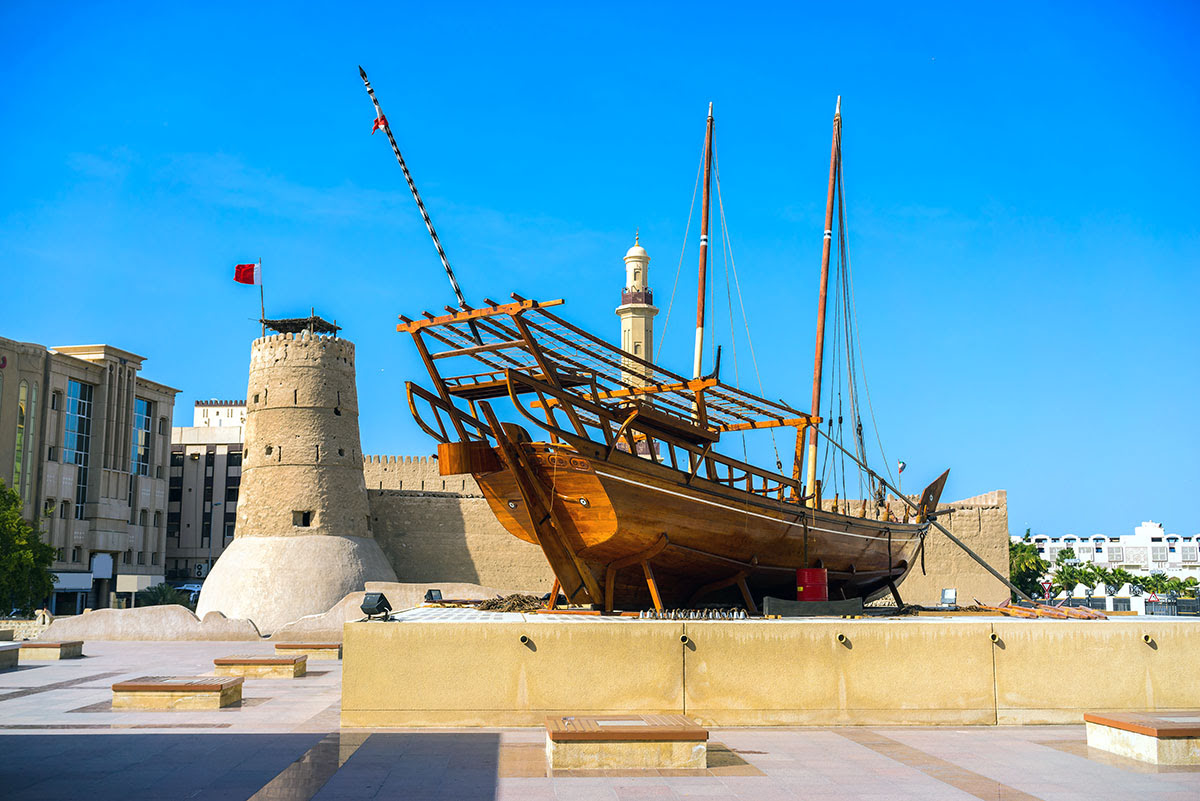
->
<box><xmin>136</xmin><ymin>583</ymin><xmax>192</xmax><ymax>608</ymax></box>
<box><xmin>1092</xmin><ymin>566</ymin><xmax>1117</xmax><ymax>595</ymax></box>
<box><xmin>1009</xmin><ymin>540</ymin><xmax>1050</xmax><ymax>600</ymax></box>
<box><xmin>1110</xmin><ymin>568</ymin><xmax>1138</xmax><ymax>595</ymax></box>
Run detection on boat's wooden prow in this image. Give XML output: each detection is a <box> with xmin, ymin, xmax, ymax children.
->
<box><xmin>918</xmin><ymin>469</ymin><xmax>950</xmax><ymax>522</ymax></box>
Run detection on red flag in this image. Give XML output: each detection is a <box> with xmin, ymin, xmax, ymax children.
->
<box><xmin>371</xmin><ymin>114</ymin><xmax>388</xmax><ymax>135</ymax></box>
<box><xmin>234</xmin><ymin>263</ymin><xmax>261</xmax><ymax>285</ymax></box>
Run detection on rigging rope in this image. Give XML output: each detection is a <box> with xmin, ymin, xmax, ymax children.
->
<box><xmin>714</xmin><ymin>152</ymin><xmax>784</xmax><ymax>472</ymax></box>
<box><xmin>656</xmin><ymin>141</ymin><xmax>705</xmax><ymax>355</ymax></box>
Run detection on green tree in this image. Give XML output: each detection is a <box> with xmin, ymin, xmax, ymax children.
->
<box><xmin>0</xmin><ymin>479</ymin><xmax>56</xmax><ymax>615</ymax></box>
<box><xmin>1009</xmin><ymin>539</ymin><xmax>1050</xmax><ymax>600</ymax></box>
<box><xmin>136</xmin><ymin>583</ymin><xmax>192</xmax><ymax>608</ymax></box>
<box><xmin>1110</xmin><ymin>568</ymin><xmax>1138</xmax><ymax>594</ymax></box>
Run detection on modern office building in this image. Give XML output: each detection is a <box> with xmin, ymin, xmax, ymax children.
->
<box><xmin>166</xmin><ymin>401</ymin><xmax>245</xmax><ymax>581</ymax></box>
<box><xmin>0</xmin><ymin>336</ymin><xmax>178</xmax><ymax>613</ymax></box>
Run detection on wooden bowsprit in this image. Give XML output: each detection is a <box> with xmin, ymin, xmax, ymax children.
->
<box><xmin>359</xmin><ymin>66</ymin><xmax>482</xmax><ymax>343</ymax></box>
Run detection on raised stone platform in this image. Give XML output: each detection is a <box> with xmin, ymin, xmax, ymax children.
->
<box><xmin>342</xmin><ymin>609</ymin><xmax>1200</xmax><ymax>727</ymax></box>
<box><xmin>1084</xmin><ymin>711</ymin><xmax>1200</xmax><ymax>764</ymax></box>
<box><xmin>112</xmin><ymin>676</ymin><xmax>244</xmax><ymax>709</ymax></box>
<box><xmin>214</xmin><ymin>653</ymin><xmax>307</xmax><ymax>678</ymax></box>
<box><xmin>275</xmin><ymin>642</ymin><xmax>341</xmax><ymax>660</ymax></box>
<box><xmin>546</xmin><ymin>714</ymin><xmax>708</xmax><ymax>770</ymax></box>
<box><xmin>0</xmin><ymin>628</ymin><xmax>13</xmax><ymax>640</ymax></box>
<box><xmin>19</xmin><ymin>640</ymin><xmax>83</xmax><ymax>660</ymax></box>
<box><xmin>0</xmin><ymin>642</ymin><xmax>19</xmax><ymax>671</ymax></box>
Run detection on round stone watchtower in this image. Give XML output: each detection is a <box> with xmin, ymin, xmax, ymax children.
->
<box><xmin>197</xmin><ymin>326</ymin><xmax>396</xmax><ymax>633</ymax></box>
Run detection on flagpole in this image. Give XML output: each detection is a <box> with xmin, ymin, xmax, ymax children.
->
<box><xmin>259</xmin><ymin>258</ymin><xmax>265</xmax><ymax>337</ymax></box>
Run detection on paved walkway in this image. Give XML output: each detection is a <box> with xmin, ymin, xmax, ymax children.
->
<box><xmin>2</xmin><ymin>641</ymin><xmax>1197</xmax><ymax>800</ymax></box>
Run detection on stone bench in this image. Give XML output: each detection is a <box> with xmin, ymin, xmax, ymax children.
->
<box><xmin>1085</xmin><ymin>711</ymin><xmax>1200</xmax><ymax>765</ymax></box>
<box><xmin>545</xmin><ymin>714</ymin><xmax>708</xmax><ymax>770</ymax></box>
<box><xmin>19</xmin><ymin>641</ymin><xmax>84</xmax><ymax>660</ymax></box>
<box><xmin>214</xmin><ymin>654</ymin><xmax>307</xmax><ymax>679</ymax></box>
<box><xmin>112</xmin><ymin>676</ymin><xmax>244</xmax><ymax>710</ymax></box>
<box><xmin>0</xmin><ymin>643</ymin><xmax>19</xmax><ymax>671</ymax></box>
<box><xmin>274</xmin><ymin>642</ymin><xmax>341</xmax><ymax>660</ymax></box>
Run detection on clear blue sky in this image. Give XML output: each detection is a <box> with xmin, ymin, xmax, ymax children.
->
<box><xmin>2</xmin><ymin>1</ymin><xmax>1197</xmax><ymax>537</ymax></box>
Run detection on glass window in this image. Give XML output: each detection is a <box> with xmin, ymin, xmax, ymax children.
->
<box><xmin>137</xmin><ymin>551</ymin><xmax>145</xmax><ymax>565</ymax></box>
<box><xmin>64</xmin><ymin>380</ymin><xmax>94</xmax><ymax>518</ymax></box>
<box><xmin>13</xmin><ymin>380</ymin><xmax>27</xmax><ymax>499</ymax></box>
<box><xmin>227</xmin><ymin>451</ymin><xmax>243</xmax><ymax>467</ymax></box>
<box><xmin>131</xmin><ymin>398</ymin><xmax>152</xmax><ymax>476</ymax></box>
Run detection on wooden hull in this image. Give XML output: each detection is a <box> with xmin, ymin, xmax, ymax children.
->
<box><xmin>473</xmin><ymin>442</ymin><xmax>922</xmax><ymax>610</ymax></box>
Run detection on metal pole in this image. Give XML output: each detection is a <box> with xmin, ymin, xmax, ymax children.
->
<box><xmin>258</xmin><ymin>258</ymin><xmax>265</xmax><ymax>337</ymax></box>
<box><xmin>804</xmin><ymin>97</ymin><xmax>841</xmax><ymax>508</ymax></box>
<box><xmin>692</xmin><ymin>103</ymin><xmax>714</xmax><ymax>380</ymax></box>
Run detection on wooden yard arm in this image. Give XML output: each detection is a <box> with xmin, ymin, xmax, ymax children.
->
<box><xmin>397</xmin><ymin>297</ymin><xmax>564</xmax><ymax>333</ymax></box>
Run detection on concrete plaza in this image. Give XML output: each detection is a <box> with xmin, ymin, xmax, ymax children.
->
<box><xmin>1</xmin><ymin>641</ymin><xmax>1198</xmax><ymax>800</ymax></box>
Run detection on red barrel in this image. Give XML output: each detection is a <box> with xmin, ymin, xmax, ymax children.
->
<box><xmin>796</xmin><ymin>568</ymin><xmax>828</xmax><ymax>602</ymax></box>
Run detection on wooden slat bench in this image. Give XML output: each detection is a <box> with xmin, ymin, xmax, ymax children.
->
<box><xmin>0</xmin><ymin>643</ymin><xmax>19</xmax><ymax>671</ymax></box>
<box><xmin>214</xmin><ymin>654</ymin><xmax>307</xmax><ymax>679</ymax></box>
<box><xmin>1085</xmin><ymin>711</ymin><xmax>1200</xmax><ymax>765</ymax></box>
<box><xmin>274</xmin><ymin>642</ymin><xmax>341</xmax><ymax>660</ymax></box>
<box><xmin>112</xmin><ymin>676</ymin><xmax>244</xmax><ymax>710</ymax></box>
<box><xmin>545</xmin><ymin>714</ymin><xmax>708</xmax><ymax>770</ymax></box>
<box><xmin>19</xmin><ymin>641</ymin><xmax>84</xmax><ymax>660</ymax></box>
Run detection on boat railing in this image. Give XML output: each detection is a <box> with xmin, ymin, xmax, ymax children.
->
<box><xmin>405</xmin><ymin>381</ymin><xmax>493</xmax><ymax>443</ymax></box>
<box><xmin>501</xmin><ymin>368</ymin><xmax>803</xmax><ymax>503</ymax></box>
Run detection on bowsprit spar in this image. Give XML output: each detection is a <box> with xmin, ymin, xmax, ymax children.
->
<box><xmin>359</xmin><ymin>70</ymin><xmax>1028</xmax><ymax>609</ymax></box>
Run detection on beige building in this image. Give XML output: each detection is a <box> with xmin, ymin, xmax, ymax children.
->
<box><xmin>0</xmin><ymin>337</ymin><xmax>178</xmax><ymax>613</ymax></box>
<box><xmin>167</xmin><ymin>401</ymin><xmax>246</xmax><ymax>581</ymax></box>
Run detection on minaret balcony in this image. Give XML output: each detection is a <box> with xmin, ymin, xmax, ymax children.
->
<box><xmin>621</xmin><ymin>288</ymin><xmax>654</xmax><ymax>305</ymax></box>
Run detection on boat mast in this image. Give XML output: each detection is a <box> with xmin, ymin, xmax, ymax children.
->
<box><xmin>804</xmin><ymin>96</ymin><xmax>842</xmax><ymax>508</ymax></box>
<box><xmin>692</xmin><ymin>102</ymin><xmax>715</xmax><ymax>379</ymax></box>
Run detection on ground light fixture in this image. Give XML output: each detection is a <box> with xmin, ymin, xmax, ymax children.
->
<box><xmin>361</xmin><ymin>592</ymin><xmax>392</xmax><ymax>620</ymax></box>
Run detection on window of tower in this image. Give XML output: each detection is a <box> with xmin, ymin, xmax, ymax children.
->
<box><xmin>293</xmin><ymin>510</ymin><xmax>313</xmax><ymax>527</ymax></box>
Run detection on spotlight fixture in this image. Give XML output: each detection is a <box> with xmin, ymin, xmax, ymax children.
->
<box><xmin>361</xmin><ymin>592</ymin><xmax>392</xmax><ymax>620</ymax></box>
<box><xmin>424</xmin><ymin>588</ymin><xmax>443</xmax><ymax>603</ymax></box>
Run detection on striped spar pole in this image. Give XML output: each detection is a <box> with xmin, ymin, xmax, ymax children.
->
<box><xmin>359</xmin><ymin>66</ymin><xmax>472</xmax><ymax>313</ymax></box>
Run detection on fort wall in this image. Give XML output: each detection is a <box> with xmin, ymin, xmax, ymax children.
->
<box><xmin>362</xmin><ymin>454</ymin><xmax>1009</xmax><ymax>606</ymax></box>
<box><xmin>363</xmin><ymin>455</ymin><xmax>553</xmax><ymax>593</ymax></box>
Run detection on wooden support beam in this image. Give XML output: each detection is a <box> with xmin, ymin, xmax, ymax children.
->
<box><xmin>603</xmin><ymin>535</ymin><xmax>669</xmax><ymax>613</ymax></box>
<box><xmin>547</xmin><ymin>578</ymin><xmax>561</xmax><ymax>611</ymax></box>
<box><xmin>642</xmin><ymin>561</ymin><xmax>664</xmax><ymax>612</ymax></box>
<box><xmin>531</xmin><ymin>378</ymin><xmax>720</xmax><ymax>409</ymax></box>
<box><xmin>686</xmin><ymin>570</ymin><xmax>748</xmax><ymax>607</ymax></box>
<box><xmin>738</xmin><ymin>576</ymin><xmax>759</xmax><ymax>615</ymax></box>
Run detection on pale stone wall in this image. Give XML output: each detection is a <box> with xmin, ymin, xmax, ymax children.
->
<box><xmin>895</xmin><ymin>490</ymin><xmax>1011</xmax><ymax>607</ymax></box>
<box><xmin>363</xmin><ymin>455</ymin><xmax>553</xmax><ymax>592</ymax></box>
<box><xmin>237</xmin><ymin>332</ymin><xmax>370</xmax><ymax>538</ymax></box>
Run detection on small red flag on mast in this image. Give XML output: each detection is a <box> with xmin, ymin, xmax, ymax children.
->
<box><xmin>234</xmin><ymin>263</ymin><xmax>261</xmax><ymax>285</ymax></box>
<box><xmin>371</xmin><ymin>114</ymin><xmax>388</xmax><ymax>135</ymax></box>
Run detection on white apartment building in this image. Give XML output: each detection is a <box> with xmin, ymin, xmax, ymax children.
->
<box><xmin>1022</xmin><ymin>521</ymin><xmax>1200</xmax><ymax>581</ymax></box>
<box><xmin>166</xmin><ymin>401</ymin><xmax>245</xmax><ymax>581</ymax></box>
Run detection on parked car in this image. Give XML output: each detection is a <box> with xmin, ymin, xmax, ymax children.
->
<box><xmin>176</xmin><ymin>583</ymin><xmax>204</xmax><ymax>603</ymax></box>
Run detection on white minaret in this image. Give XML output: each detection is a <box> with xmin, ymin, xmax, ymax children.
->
<box><xmin>615</xmin><ymin>233</ymin><xmax>659</xmax><ymax>385</ymax></box>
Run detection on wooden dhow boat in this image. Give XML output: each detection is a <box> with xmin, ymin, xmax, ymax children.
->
<box><xmin>362</xmin><ymin>70</ymin><xmax>955</xmax><ymax>611</ymax></box>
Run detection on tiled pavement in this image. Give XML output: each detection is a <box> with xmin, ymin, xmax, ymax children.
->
<box><xmin>2</xmin><ymin>641</ymin><xmax>1198</xmax><ymax>800</ymax></box>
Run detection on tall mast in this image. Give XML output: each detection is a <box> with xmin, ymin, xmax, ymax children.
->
<box><xmin>804</xmin><ymin>96</ymin><xmax>842</xmax><ymax>508</ymax></box>
<box><xmin>692</xmin><ymin>102</ymin><xmax>715</xmax><ymax>379</ymax></box>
